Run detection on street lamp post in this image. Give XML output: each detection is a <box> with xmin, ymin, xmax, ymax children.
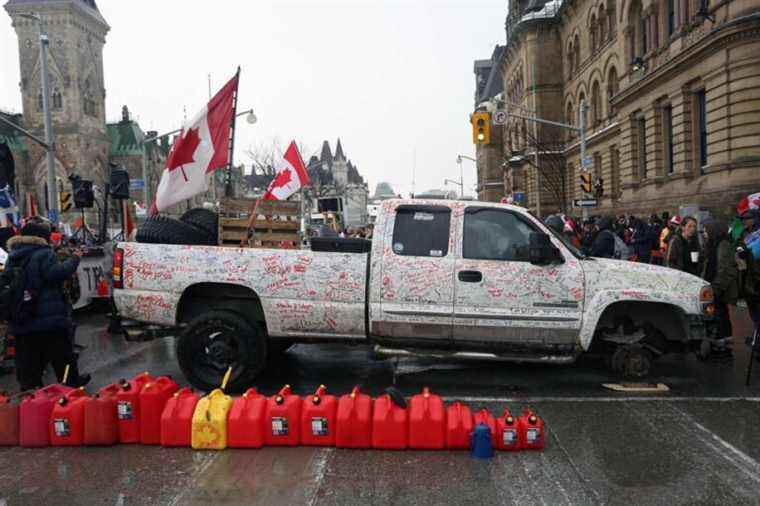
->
<box><xmin>503</xmin><ymin>99</ymin><xmax>589</xmax><ymax>218</ymax></box>
<box><xmin>20</xmin><ymin>12</ymin><xmax>57</xmax><ymax>221</ymax></box>
<box><xmin>456</xmin><ymin>154</ymin><xmax>476</xmax><ymax>199</ymax></box>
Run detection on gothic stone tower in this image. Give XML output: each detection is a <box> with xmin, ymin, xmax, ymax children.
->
<box><xmin>4</xmin><ymin>0</ymin><xmax>110</xmax><ymax>212</ymax></box>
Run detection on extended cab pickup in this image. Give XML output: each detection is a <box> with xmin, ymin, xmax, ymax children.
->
<box><xmin>113</xmin><ymin>199</ymin><xmax>715</xmax><ymax>391</ymax></box>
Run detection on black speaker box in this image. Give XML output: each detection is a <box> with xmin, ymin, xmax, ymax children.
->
<box><xmin>109</xmin><ymin>166</ymin><xmax>130</xmax><ymax>200</ymax></box>
<box><xmin>73</xmin><ymin>179</ymin><xmax>94</xmax><ymax>209</ymax></box>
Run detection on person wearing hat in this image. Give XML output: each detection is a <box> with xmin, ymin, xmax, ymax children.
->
<box><xmin>4</xmin><ymin>219</ymin><xmax>88</xmax><ymax>390</ymax></box>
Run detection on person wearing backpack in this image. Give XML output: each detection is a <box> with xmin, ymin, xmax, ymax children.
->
<box><xmin>666</xmin><ymin>216</ymin><xmax>701</xmax><ymax>276</ymax></box>
<box><xmin>2</xmin><ymin>220</ymin><xmax>88</xmax><ymax>390</ymax></box>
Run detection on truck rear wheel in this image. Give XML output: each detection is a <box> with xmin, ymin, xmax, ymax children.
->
<box><xmin>176</xmin><ymin>310</ymin><xmax>266</xmax><ymax>393</ymax></box>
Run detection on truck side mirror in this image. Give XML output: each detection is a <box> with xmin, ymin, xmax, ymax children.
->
<box><xmin>529</xmin><ymin>232</ymin><xmax>562</xmax><ymax>265</ymax></box>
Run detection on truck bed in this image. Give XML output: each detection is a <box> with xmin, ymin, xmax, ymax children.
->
<box><xmin>116</xmin><ymin>242</ymin><xmax>368</xmax><ymax>339</ymax></box>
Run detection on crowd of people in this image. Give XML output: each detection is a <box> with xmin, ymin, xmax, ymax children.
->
<box><xmin>544</xmin><ymin>194</ymin><xmax>760</xmax><ymax>357</ymax></box>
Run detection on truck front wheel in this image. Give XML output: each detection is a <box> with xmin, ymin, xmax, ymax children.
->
<box><xmin>176</xmin><ymin>310</ymin><xmax>267</xmax><ymax>393</ymax></box>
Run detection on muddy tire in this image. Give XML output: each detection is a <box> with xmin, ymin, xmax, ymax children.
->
<box><xmin>176</xmin><ymin>310</ymin><xmax>267</xmax><ymax>393</ymax></box>
<box><xmin>136</xmin><ymin>215</ymin><xmax>214</xmax><ymax>246</ymax></box>
<box><xmin>179</xmin><ymin>208</ymin><xmax>219</xmax><ymax>242</ymax></box>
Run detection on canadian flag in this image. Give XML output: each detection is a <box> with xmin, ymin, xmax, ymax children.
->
<box><xmin>737</xmin><ymin>192</ymin><xmax>760</xmax><ymax>216</ymax></box>
<box><xmin>152</xmin><ymin>72</ymin><xmax>239</xmax><ymax>214</ymax></box>
<box><xmin>263</xmin><ymin>141</ymin><xmax>310</xmax><ymax>201</ymax></box>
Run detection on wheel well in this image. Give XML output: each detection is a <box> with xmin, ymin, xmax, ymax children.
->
<box><xmin>176</xmin><ymin>283</ymin><xmax>267</xmax><ymax>332</ymax></box>
<box><xmin>596</xmin><ymin>301</ymin><xmax>687</xmax><ymax>342</ymax></box>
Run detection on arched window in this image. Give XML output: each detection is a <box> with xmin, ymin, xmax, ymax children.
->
<box><xmin>628</xmin><ymin>0</ymin><xmax>645</xmax><ymax>62</ymax></box>
<box><xmin>608</xmin><ymin>0</ymin><xmax>617</xmax><ymax>32</ymax></box>
<box><xmin>606</xmin><ymin>66</ymin><xmax>619</xmax><ymax>115</ymax></box>
<box><xmin>574</xmin><ymin>33</ymin><xmax>581</xmax><ymax>69</ymax></box>
<box><xmin>567</xmin><ymin>42</ymin><xmax>575</xmax><ymax>77</ymax></box>
<box><xmin>591</xmin><ymin>81</ymin><xmax>602</xmax><ymax>126</ymax></box>
<box><xmin>599</xmin><ymin>5</ymin><xmax>607</xmax><ymax>42</ymax></box>
<box><xmin>83</xmin><ymin>78</ymin><xmax>97</xmax><ymax>117</ymax></box>
<box><xmin>37</xmin><ymin>92</ymin><xmax>43</xmax><ymax>112</ymax></box>
<box><xmin>566</xmin><ymin>102</ymin><xmax>575</xmax><ymax>140</ymax></box>
<box><xmin>590</xmin><ymin>14</ymin><xmax>598</xmax><ymax>53</ymax></box>
<box><xmin>52</xmin><ymin>88</ymin><xmax>62</xmax><ymax>109</ymax></box>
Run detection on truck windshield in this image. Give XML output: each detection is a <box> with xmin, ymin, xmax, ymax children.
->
<box><xmin>529</xmin><ymin>213</ymin><xmax>585</xmax><ymax>259</ymax></box>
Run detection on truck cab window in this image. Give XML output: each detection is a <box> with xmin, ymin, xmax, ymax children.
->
<box><xmin>463</xmin><ymin>208</ymin><xmax>533</xmax><ymax>261</ymax></box>
<box><xmin>392</xmin><ymin>206</ymin><xmax>451</xmax><ymax>257</ymax></box>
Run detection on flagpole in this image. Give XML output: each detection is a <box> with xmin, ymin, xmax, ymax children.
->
<box><xmin>225</xmin><ymin>67</ymin><xmax>241</xmax><ymax>198</ymax></box>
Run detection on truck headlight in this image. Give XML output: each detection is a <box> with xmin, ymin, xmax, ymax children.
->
<box><xmin>700</xmin><ymin>285</ymin><xmax>715</xmax><ymax>316</ymax></box>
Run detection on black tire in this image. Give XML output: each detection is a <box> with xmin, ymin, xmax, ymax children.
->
<box><xmin>136</xmin><ymin>215</ymin><xmax>215</xmax><ymax>246</ymax></box>
<box><xmin>176</xmin><ymin>310</ymin><xmax>267</xmax><ymax>393</ymax></box>
<box><xmin>180</xmin><ymin>208</ymin><xmax>219</xmax><ymax>242</ymax></box>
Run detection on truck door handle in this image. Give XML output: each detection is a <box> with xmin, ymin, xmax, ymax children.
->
<box><xmin>458</xmin><ymin>270</ymin><xmax>483</xmax><ymax>283</ymax></box>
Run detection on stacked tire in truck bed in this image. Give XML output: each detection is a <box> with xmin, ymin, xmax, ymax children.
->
<box><xmin>136</xmin><ymin>208</ymin><xmax>219</xmax><ymax>246</ymax></box>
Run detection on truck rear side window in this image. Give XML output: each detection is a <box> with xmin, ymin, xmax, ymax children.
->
<box><xmin>392</xmin><ymin>206</ymin><xmax>451</xmax><ymax>257</ymax></box>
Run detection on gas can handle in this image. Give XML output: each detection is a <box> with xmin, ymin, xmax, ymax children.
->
<box><xmin>314</xmin><ymin>384</ymin><xmax>327</xmax><ymax>398</ymax></box>
<box><xmin>422</xmin><ymin>387</ymin><xmax>430</xmax><ymax>398</ymax></box>
<box><xmin>278</xmin><ymin>384</ymin><xmax>292</xmax><ymax>397</ymax></box>
<box><xmin>349</xmin><ymin>386</ymin><xmax>361</xmax><ymax>399</ymax></box>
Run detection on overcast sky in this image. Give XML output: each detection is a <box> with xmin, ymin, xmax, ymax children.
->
<box><xmin>1</xmin><ymin>0</ymin><xmax>506</xmax><ymax>197</ymax></box>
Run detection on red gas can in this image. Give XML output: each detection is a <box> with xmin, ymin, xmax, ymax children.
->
<box><xmin>228</xmin><ymin>388</ymin><xmax>267</xmax><ymax>448</ymax></box>
<box><xmin>518</xmin><ymin>408</ymin><xmax>545</xmax><ymax>450</ymax></box>
<box><xmin>473</xmin><ymin>408</ymin><xmax>498</xmax><ymax>447</ymax></box>
<box><xmin>335</xmin><ymin>386</ymin><xmax>372</xmax><ymax>449</ymax></box>
<box><xmin>301</xmin><ymin>385</ymin><xmax>337</xmax><ymax>447</ymax></box>
<box><xmin>408</xmin><ymin>387</ymin><xmax>445</xmax><ymax>450</ymax></box>
<box><xmin>115</xmin><ymin>372</ymin><xmax>154</xmax><ymax>443</ymax></box>
<box><xmin>83</xmin><ymin>391</ymin><xmax>119</xmax><ymax>446</ymax></box>
<box><xmin>445</xmin><ymin>402</ymin><xmax>473</xmax><ymax>450</ymax></box>
<box><xmin>496</xmin><ymin>408</ymin><xmax>521</xmax><ymax>451</ymax></box>
<box><xmin>50</xmin><ymin>388</ymin><xmax>89</xmax><ymax>446</ymax></box>
<box><xmin>140</xmin><ymin>376</ymin><xmax>180</xmax><ymax>445</ymax></box>
<box><xmin>19</xmin><ymin>385</ymin><xmax>74</xmax><ymax>448</ymax></box>
<box><xmin>264</xmin><ymin>385</ymin><xmax>301</xmax><ymax>446</ymax></box>
<box><xmin>160</xmin><ymin>388</ymin><xmax>200</xmax><ymax>447</ymax></box>
<box><xmin>371</xmin><ymin>393</ymin><xmax>408</xmax><ymax>450</ymax></box>
<box><xmin>0</xmin><ymin>392</ymin><xmax>20</xmax><ymax>446</ymax></box>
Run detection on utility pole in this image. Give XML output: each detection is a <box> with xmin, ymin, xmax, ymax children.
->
<box><xmin>532</xmin><ymin>63</ymin><xmax>541</xmax><ymax>218</ymax></box>
<box><xmin>21</xmin><ymin>13</ymin><xmax>57</xmax><ymax>221</ymax></box>
<box><xmin>579</xmin><ymin>99</ymin><xmax>588</xmax><ymax>221</ymax></box>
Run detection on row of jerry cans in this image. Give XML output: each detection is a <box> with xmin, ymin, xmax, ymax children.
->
<box><xmin>0</xmin><ymin>372</ymin><xmax>180</xmax><ymax>447</ymax></box>
<box><xmin>182</xmin><ymin>385</ymin><xmax>544</xmax><ymax>451</ymax></box>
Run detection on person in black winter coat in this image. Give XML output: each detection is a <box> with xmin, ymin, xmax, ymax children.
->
<box><xmin>4</xmin><ymin>220</ymin><xmax>88</xmax><ymax>390</ymax></box>
<box><xmin>591</xmin><ymin>216</ymin><xmax>616</xmax><ymax>258</ymax></box>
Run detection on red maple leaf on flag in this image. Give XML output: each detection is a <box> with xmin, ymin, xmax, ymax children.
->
<box><xmin>269</xmin><ymin>167</ymin><xmax>292</xmax><ymax>190</ymax></box>
<box><xmin>166</xmin><ymin>127</ymin><xmax>201</xmax><ymax>182</ymax></box>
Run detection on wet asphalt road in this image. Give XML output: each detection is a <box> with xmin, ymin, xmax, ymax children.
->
<box><xmin>0</xmin><ymin>309</ymin><xmax>758</xmax><ymax>505</ymax></box>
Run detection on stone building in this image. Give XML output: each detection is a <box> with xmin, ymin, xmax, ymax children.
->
<box><xmin>3</xmin><ymin>0</ymin><xmax>167</xmax><ymax>218</ymax></box>
<box><xmin>306</xmin><ymin>139</ymin><xmax>369</xmax><ymax>227</ymax></box>
<box><xmin>475</xmin><ymin>0</ymin><xmax>760</xmax><ymax>218</ymax></box>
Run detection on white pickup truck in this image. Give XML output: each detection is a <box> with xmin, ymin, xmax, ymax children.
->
<box><xmin>113</xmin><ymin>199</ymin><xmax>716</xmax><ymax>391</ymax></box>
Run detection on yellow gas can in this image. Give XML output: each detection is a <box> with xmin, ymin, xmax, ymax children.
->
<box><xmin>191</xmin><ymin>389</ymin><xmax>233</xmax><ymax>450</ymax></box>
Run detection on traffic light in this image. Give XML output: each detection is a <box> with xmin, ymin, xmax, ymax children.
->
<box><xmin>580</xmin><ymin>171</ymin><xmax>592</xmax><ymax>194</ymax></box>
<box><xmin>594</xmin><ymin>177</ymin><xmax>604</xmax><ymax>197</ymax></box>
<box><xmin>471</xmin><ymin>111</ymin><xmax>491</xmax><ymax>145</ymax></box>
